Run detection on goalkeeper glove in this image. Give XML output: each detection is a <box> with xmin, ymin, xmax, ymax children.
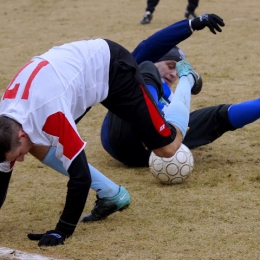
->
<box><xmin>191</xmin><ymin>14</ymin><xmax>225</xmax><ymax>34</ymax></box>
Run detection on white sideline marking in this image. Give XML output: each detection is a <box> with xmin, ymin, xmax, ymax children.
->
<box><xmin>0</xmin><ymin>246</ymin><xmax>69</xmax><ymax>260</ymax></box>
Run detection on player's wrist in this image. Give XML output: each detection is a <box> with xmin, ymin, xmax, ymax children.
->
<box><xmin>189</xmin><ymin>19</ymin><xmax>194</xmax><ymax>33</ymax></box>
<box><xmin>191</xmin><ymin>16</ymin><xmax>202</xmax><ymax>31</ymax></box>
<box><xmin>55</xmin><ymin>219</ymin><xmax>76</xmax><ymax>238</ymax></box>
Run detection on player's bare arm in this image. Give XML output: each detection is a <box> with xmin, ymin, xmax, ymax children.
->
<box><xmin>153</xmin><ymin>125</ymin><xmax>183</xmax><ymax>158</ymax></box>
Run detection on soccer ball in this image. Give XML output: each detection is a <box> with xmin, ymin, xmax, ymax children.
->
<box><xmin>149</xmin><ymin>144</ymin><xmax>194</xmax><ymax>184</ymax></box>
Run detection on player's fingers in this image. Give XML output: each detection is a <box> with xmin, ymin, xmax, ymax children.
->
<box><xmin>211</xmin><ymin>14</ymin><xmax>225</xmax><ymax>26</ymax></box>
<box><xmin>27</xmin><ymin>233</ymin><xmax>44</xmax><ymax>241</ymax></box>
<box><xmin>209</xmin><ymin>21</ymin><xmax>222</xmax><ymax>34</ymax></box>
<box><xmin>212</xmin><ymin>23</ymin><xmax>222</xmax><ymax>32</ymax></box>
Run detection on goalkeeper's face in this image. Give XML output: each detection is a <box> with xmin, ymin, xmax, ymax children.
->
<box><xmin>154</xmin><ymin>60</ymin><xmax>179</xmax><ymax>86</ymax></box>
<box><xmin>154</xmin><ymin>60</ymin><xmax>178</xmax><ymax>86</ymax></box>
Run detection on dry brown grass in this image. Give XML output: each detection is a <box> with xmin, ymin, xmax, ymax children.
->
<box><xmin>0</xmin><ymin>0</ymin><xmax>260</xmax><ymax>259</ymax></box>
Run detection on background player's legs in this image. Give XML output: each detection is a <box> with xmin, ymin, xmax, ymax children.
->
<box><xmin>185</xmin><ymin>0</ymin><xmax>199</xmax><ymax>19</ymax></box>
<box><xmin>146</xmin><ymin>0</ymin><xmax>160</xmax><ymax>13</ymax></box>
<box><xmin>140</xmin><ymin>0</ymin><xmax>160</xmax><ymax>24</ymax></box>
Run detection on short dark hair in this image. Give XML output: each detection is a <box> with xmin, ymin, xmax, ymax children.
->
<box><xmin>0</xmin><ymin>116</ymin><xmax>21</xmax><ymax>162</ymax></box>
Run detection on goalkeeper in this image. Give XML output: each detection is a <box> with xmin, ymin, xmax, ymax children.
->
<box><xmin>101</xmin><ymin>14</ymin><xmax>260</xmax><ymax>167</ymax></box>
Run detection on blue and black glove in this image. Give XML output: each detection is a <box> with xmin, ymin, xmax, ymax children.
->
<box><xmin>191</xmin><ymin>14</ymin><xmax>225</xmax><ymax>34</ymax></box>
<box><xmin>28</xmin><ymin>218</ymin><xmax>76</xmax><ymax>246</ymax></box>
<box><xmin>28</xmin><ymin>230</ymin><xmax>66</xmax><ymax>246</ymax></box>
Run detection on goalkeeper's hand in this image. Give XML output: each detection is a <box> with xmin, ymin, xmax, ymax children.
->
<box><xmin>27</xmin><ymin>230</ymin><xmax>66</xmax><ymax>246</ymax></box>
<box><xmin>191</xmin><ymin>14</ymin><xmax>225</xmax><ymax>34</ymax></box>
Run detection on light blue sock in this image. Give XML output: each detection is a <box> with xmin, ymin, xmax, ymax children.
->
<box><xmin>228</xmin><ymin>98</ymin><xmax>260</xmax><ymax>128</ymax></box>
<box><xmin>41</xmin><ymin>147</ymin><xmax>119</xmax><ymax>198</ymax></box>
<box><xmin>165</xmin><ymin>75</ymin><xmax>193</xmax><ymax>137</ymax></box>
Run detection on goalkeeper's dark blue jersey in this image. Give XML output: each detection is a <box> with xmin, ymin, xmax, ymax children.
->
<box><xmin>132</xmin><ymin>19</ymin><xmax>192</xmax><ymax>64</ymax></box>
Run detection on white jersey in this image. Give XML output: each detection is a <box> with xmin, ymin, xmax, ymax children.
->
<box><xmin>0</xmin><ymin>38</ymin><xmax>110</xmax><ymax>171</ymax></box>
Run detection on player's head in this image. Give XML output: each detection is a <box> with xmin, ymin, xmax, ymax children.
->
<box><xmin>154</xmin><ymin>46</ymin><xmax>185</xmax><ymax>86</ymax></box>
<box><xmin>0</xmin><ymin>116</ymin><xmax>32</xmax><ymax>163</ymax></box>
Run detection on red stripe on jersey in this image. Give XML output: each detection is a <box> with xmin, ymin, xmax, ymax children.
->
<box><xmin>21</xmin><ymin>60</ymin><xmax>49</xmax><ymax>100</ymax></box>
<box><xmin>140</xmin><ymin>85</ymin><xmax>171</xmax><ymax>137</ymax></box>
<box><xmin>42</xmin><ymin>112</ymin><xmax>84</xmax><ymax>160</ymax></box>
<box><xmin>3</xmin><ymin>61</ymin><xmax>33</xmax><ymax>100</ymax></box>
<box><xmin>10</xmin><ymin>161</ymin><xmax>15</xmax><ymax>169</ymax></box>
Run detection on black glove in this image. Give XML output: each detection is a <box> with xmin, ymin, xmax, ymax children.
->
<box><xmin>28</xmin><ymin>230</ymin><xmax>66</xmax><ymax>246</ymax></box>
<box><xmin>191</xmin><ymin>14</ymin><xmax>225</xmax><ymax>34</ymax></box>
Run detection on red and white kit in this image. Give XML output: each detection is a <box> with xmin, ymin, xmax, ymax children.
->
<box><xmin>0</xmin><ymin>39</ymin><xmax>110</xmax><ymax>171</ymax></box>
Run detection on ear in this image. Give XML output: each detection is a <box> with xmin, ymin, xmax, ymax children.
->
<box><xmin>18</xmin><ymin>130</ymin><xmax>28</xmax><ymax>139</ymax></box>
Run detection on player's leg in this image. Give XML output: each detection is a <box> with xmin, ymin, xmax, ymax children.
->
<box><xmin>29</xmin><ymin>145</ymin><xmax>131</xmax><ymax>221</ymax></box>
<box><xmin>101</xmin><ymin>111</ymin><xmax>151</xmax><ymax>167</ymax></box>
<box><xmin>146</xmin><ymin>0</ymin><xmax>160</xmax><ymax>13</ymax></box>
<box><xmin>140</xmin><ymin>0</ymin><xmax>160</xmax><ymax>24</ymax></box>
<box><xmin>184</xmin><ymin>98</ymin><xmax>260</xmax><ymax>149</ymax></box>
<box><xmin>30</xmin><ymin>146</ymin><xmax>120</xmax><ymax>198</ymax></box>
<box><xmin>185</xmin><ymin>0</ymin><xmax>199</xmax><ymax>19</ymax></box>
<box><xmin>84</xmin><ymin>39</ymin><xmax>180</xmax><ymax>221</ymax></box>
<box><xmin>82</xmin><ymin>41</ymin><xmax>200</xmax><ymax>221</ymax></box>
<box><xmin>165</xmin><ymin>60</ymin><xmax>202</xmax><ymax>134</ymax></box>
<box><xmin>103</xmin><ymin>40</ymin><xmax>203</xmax><ymax>160</ymax></box>
<box><xmin>228</xmin><ymin>98</ymin><xmax>260</xmax><ymax>128</ymax></box>
<box><xmin>100</xmin><ymin>113</ymin><xmax>120</xmax><ymax>162</ymax></box>
<box><xmin>102</xmin><ymin>39</ymin><xmax>182</xmax><ymax>157</ymax></box>
<box><xmin>183</xmin><ymin>104</ymin><xmax>235</xmax><ymax>149</ymax></box>
<box><xmin>100</xmin><ymin>58</ymin><xmax>202</xmax><ymax>167</ymax></box>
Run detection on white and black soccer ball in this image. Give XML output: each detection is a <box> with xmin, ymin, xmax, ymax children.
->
<box><xmin>149</xmin><ymin>144</ymin><xmax>194</xmax><ymax>184</ymax></box>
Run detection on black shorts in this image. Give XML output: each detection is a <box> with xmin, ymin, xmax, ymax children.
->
<box><xmin>101</xmin><ymin>39</ymin><xmax>176</xmax><ymax>150</ymax></box>
<box><xmin>101</xmin><ymin>104</ymin><xmax>236</xmax><ymax>167</ymax></box>
<box><xmin>184</xmin><ymin>104</ymin><xmax>236</xmax><ymax>148</ymax></box>
<box><xmin>102</xmin><ymin>111</ymin><xmax>152</xmax><ymax>167</ymax></box>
